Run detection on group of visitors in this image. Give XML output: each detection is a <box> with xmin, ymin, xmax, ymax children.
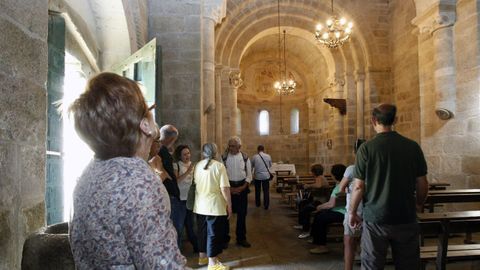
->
<box><xmin>293</xmin><ymin>104</ymin><xmax>429</xmax><ymax>270</ymax></box>
<box><xmin>67</xmin><ymin>72</ymin><xmax>429</xmax><ymax>270</ymax></box>
<box><xmin>68</xmin><ymin>73</ymin><xmax>275</xmax><ymax>270</ymax></box>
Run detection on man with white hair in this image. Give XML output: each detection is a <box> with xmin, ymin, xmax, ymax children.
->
<box><xmin>221</xmin><ymin>136</ymin><xmax>252</xmax><ymax>248</ymax></box>
<box><xmin>158</xmin><ymin>124</ymin><xmax>183</xmax><ymax>239</ymax></box>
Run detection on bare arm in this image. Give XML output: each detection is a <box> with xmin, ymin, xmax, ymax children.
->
<box><xmin>348</xmin><ymin>179</ymin><xmax>365</xmax><ymax>229</ymax></box>
<box><xmin>221</xmin><ymin>187</ymin><xmax>232</xmax><ymax>219</ymax></box>
<box><xmin>338</xmin><ymin>176</ymin><xmax>350</xmax><ymax>193</ymax></box>
<box><xmin>176</xmin><ymin>163</ymin><xmax>193</xmax><ymax>182</ymax></box>
<box><xmin>316</xmin><ymin>195</ymin><xmax>336</xmax><ymax>211</ymax></box>
<box><xmin>416</xmin><ymin>175</ymin><xmax>428</xmax><ymax>211</ymax></box>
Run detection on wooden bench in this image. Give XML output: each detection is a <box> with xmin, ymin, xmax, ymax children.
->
<box><xmin>420</xmin><ymin>244</ymin><xmax>480</xmax><ymax>270</ymax></box>
<box><xmin>429</xmin><ymin>182</ymin><xmax>451</xmax><ymax>190</ymax></box>
<box><xmin>424</xmin><ymin>189</ymin><xmax>480</xmax><ymax>213</ymax></box>
<box><xmin>418</xmin><ymin>210</ymin><xmax>480</xmax><ymax>270</ymax></box>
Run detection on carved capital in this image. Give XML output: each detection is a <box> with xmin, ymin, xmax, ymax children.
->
<box><xmin>329</xmin><ymin>76</ymin><xmax>345</xmax><ymax>87</ymax></box>
<box><xmin>411</xmin><ymin>2</ymin><xmax>456</xmax><ymax>35</ymax></box>
<box><xmin>203</xmin><ymin>0</ymin><xmax>227</xmax><ymax>25</ymax></box>
<box><xmin>306</xmin><ymin>98</ymin><xmax>315</xmax><ymax>109</ymax></box>
<box><xmin>354</xmin><ymin>71</ymin><xmax>365</xmax><ymax>82</ymax></box>
<box><xmin>229</xmin><ymin>71</ymin><xmax>243</xmax><ymax>88</ymax></box>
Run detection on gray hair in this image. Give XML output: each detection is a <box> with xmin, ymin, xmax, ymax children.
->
<box><xmin>228</xmin><ymin>136</ymin><xmax>242</xmax><ymax>146</ymax></box>
<box><xmin>202</xmin><ymin>143</ymin><xmax>218</xmax><ymax>170</ymax></box>
<box><xmin>202</xmin><ymin>143</ymin><xmax>218</xmax><ymax>159</ymax></box>
<box><xmin>160</xmin><ymin>124</ymin><xmax>178</xmax><ymax>140</ymax></box>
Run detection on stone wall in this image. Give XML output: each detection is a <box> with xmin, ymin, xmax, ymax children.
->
<box><xmin>413</xmin><ymin>0</ymin><xmax>480</xmax><ymax>199</ymax></box>
<box><xmin>238</xmin><ymin>100</ymin><xmax>310</xmax><ymax>173</ymax></box>
<box><xmin>0</xmin><ymin>0</ymin><xmax>49</xmax><ymax>269</ymax></box>
<box><xmin>390</xmin><ymin>0</ymin><xmax>421</xmax><ymax>142</ymax></box>
<box><xmin>148</xmin><ymin>0</ymin><xmax>203</xmax><ymax>158</ymax></box>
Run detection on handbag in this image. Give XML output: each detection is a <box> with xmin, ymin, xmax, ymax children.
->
<box><xmin>259</xmin><ymin>154</ymin><xmax>274</xmax><ymax>181</ymax></box>
<box><xmin>186</xmin><ymin>164</ymin><xmax>197</xmax><ymax>211</ymax></box>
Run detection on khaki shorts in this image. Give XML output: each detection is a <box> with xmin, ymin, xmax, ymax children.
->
<box><xmin>343</xmin><ymin>213</ymin><xmax>362</xmax><ymax>237</ymax></box>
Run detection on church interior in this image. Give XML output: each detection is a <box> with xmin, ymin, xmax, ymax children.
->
<box><xmin>1</xmin><ymin>0</ymin><xmax>480</xmax><ymax>269</ymax></box>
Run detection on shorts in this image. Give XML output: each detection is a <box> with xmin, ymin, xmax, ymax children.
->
<box><xmin>343</xmin><ymin>213</ymin><xmax>362</xmax><ymax>237</ymax></box>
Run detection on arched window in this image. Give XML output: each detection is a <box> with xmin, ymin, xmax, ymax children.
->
<box><xmin>236</xmin><ymin>108</ymin><xmax>242</xmax><ymax>135</ymax></box>
<box><xmin>290</xmin><ymin>108</ymin><xmax>299</xmax><ymax>134</ymax></box>
<box><xmin>259</xmin><ymin>110</ymin><xmax>269</xmax><ymax>135</ymax></box>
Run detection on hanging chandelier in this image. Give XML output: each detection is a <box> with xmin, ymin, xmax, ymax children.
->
<box><xmin>314</xmin><ymin>0</ymin><xmax>353</xmax><ymax>49</ymax></box>
<box><xmin>273</xmin><ymin>0</ymin><xmax>296</xmax><ymax>95</ymax></box>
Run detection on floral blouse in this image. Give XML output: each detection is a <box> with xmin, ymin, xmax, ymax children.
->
<box><xmin>69</xmin><ymin>157</ymin><xmax>188</xmax><ymax>269</ymax></box>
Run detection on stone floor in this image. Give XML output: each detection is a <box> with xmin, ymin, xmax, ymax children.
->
<box><xmin>181</xmin><ymin>191</ymin><xmax>480</xmax><ymax>270</ymax></box>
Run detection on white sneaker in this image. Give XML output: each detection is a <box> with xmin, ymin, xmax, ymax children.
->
<box><xmin>293</xmin><ymin>225</ymin><xmax>303</xmax><ymax>230</ymax></box>
<box><xmin>298</xmin><ymin>232</ymin><xmax>310</xmax><ymax>239</ymax></box>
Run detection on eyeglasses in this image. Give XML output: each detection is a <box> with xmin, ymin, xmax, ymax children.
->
<box><xmin>144</xmin><ymin>103</ymin><xmax>156</xmax><ymax>117</ymax></box>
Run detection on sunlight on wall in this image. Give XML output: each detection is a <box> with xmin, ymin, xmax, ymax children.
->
<box><xmin>62</xmin><ymin>52</ymin><xmax>93</xmax><ymax>221</ymax></box>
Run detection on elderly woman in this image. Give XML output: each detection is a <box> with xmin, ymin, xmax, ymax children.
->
<box><xmin>68</xmin><ymin>72</ymin><xmax>187</xmax><ymax>269</ymax></box>
<box><xmin>194</xmin><ymin>143</ymin><xmax>232</xmax><ymax>270</ymax></box>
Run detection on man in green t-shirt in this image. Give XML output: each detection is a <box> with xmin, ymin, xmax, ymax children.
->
<box><xmin>348</xmin><ymin>104</ymin><xmax>429</xmax><ymax>270</ymax></box>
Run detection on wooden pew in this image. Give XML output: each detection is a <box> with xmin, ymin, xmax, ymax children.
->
<box><xmin>424</xmin><ymin>189</ymin><xmax>480</xmax><ymax>213</ymax></box>
<box><xmin>429</xmin><ymin>182</ymin><xmax>451</xmax><ymax>190</ymax></box>
<box><xmin>418</xmin><ymin>210</ymin><xmax>480</xmax><ymax>270</ymax></box>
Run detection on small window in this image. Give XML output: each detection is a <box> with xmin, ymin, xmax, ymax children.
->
<box><xmin>290</xmin><ymin>108</ymin><xmax>299</xmax><ymax>134</ymax></box>
<box><xmin>259</xmin><ymin>110</ymin><xmax>269</xmax><ymax>135</ymax></box>
<box><xmin>236</xmin><ymin>108</ymin><xmax>241</xmax><ymax>135</ymax></box>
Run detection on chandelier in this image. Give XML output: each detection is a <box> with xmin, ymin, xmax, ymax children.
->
<box><xmin>314</xmin><ymin>0</ymin><xmax>353</xmax><ymax>49</ymax></box>
<box><xmin>273</xmin><ymin>0</ymin><xmax>296</xmax><ymax>95</ymax></box>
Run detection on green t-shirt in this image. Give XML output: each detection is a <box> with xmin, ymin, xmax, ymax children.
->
<box><xmin>353</xmin><ymin>131</ymin><xmax>427</xmax><ymax>225</ymax></box>
<box><xmin>331</xmin><ymin>184</ymin><xmax>346</xmax><ymax>215</ymax></box>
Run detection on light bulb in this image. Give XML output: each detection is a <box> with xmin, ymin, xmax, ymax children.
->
<box><xmin>335</xmin><ymin>32</ymin><xmax>340</xmax><ymax>38</ymax></box>
<box><xmin>340</xmin><ymin>18</ymin><xmax>346</xmax><ymax>25</ymax></box>
<box><xmin>345</xmin><ymin>28</ymin><xmax>352</xmax><ymax>34</ymax></box>
<box><xmin>316</xmin><ymin>24</ymin><xmax>323</xmax><ymax>31</ymax></box>
<box><xmin>274</xmin><ymin>81</ymin><xmax>281</xmax><ymax>89</ymax></box>
<box><xmin>322</xmin><ymin>32</ymin><xmax>329</xmax><ymax>39</ymax></box>
<box><xmin>326</xmin><ymin>19</ymin><xmax>333</xmax><ymax>26</ymax></box>
<box><xmin>348</xmin><ymin>22</ymin><xmax>353</xmax><ymax>28</ymax></box>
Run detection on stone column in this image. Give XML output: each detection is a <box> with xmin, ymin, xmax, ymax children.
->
<box><xmin>355</xmin><ymin>72</ymin><xmax>365</xmax><ymax>138</ymax></box>
<box><xmin>215</xmin><ymin>65</ymin><xmax>223</xmax><ymax>149</ymax></box>
<box><xmin>229</xmin><ymin>70</ymin><xmax>243</xmax><ymax>137</ymax></box>
<box><xmin>412</xmin><ymin>2</ymin><xmax>456</xmax><ymax>119</ymax></box>
<box><xmin>202</xmin><ymin>1</ymin><xmax>227</xmax><ymax>144</ymax></box>
<box><xmin>202</xmin><ymin>15</ymin><xmax>216</xmax><ymax>143</ymax></box>
<box><xmin>329</xmin><ymin>73</ymin><xmax>346</xmax><ymax>163</ymax></box>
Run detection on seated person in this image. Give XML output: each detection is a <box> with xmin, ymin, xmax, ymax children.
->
<box><xmin>308</xmin><ymin>164</ymin><xmax>347</xmax><ymax>254</ymax></box>
<box><xmin>294</xmin><ymin>164</ymin><xmax>329</xmax><ymax>235</ymax></box>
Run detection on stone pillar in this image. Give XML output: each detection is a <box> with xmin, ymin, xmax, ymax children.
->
<box><xmin>229</xmin><ymin>70</ymin><xmax>243</xmax><ymax>137</ymax></box>
<box><xmin>0</xmin><ymin>1</ymin><xmax>48</xmax><ymax>268</ymax></box>
<box><xmin>412</xmin><ymin>2</ymin><xmax>456</xmax><ymax>119</ymax></box>
<box><xmin>355</xmin><ymin>72</ymin><xmax>365</xmax><ymax>138</ymax></box>
<box><xmin>215</xmin><ymin>65</ymin><xmax>223</xmax><ymax>149</ymax></box>
<box><xmin>202</xmin><ymin>15</ymin><xmax>216</xmax><ymax>143</ymax></box>
<box><xmin>329</xmin><ymin>73</ymin><xmax>346</xmax><ymax>164</ymax></box>
<box><xmin>202</xmin><ymin>1</ymin><xmax>226</xmax><ymax>144</ymax></box>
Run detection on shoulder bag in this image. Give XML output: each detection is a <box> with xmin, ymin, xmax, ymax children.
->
<box><xmin>186</xmin><ymin>163</ymin><xmax>197</xmax><ymax>211</ymax></box>
<box><xmin>259</xmin><ymin>154</ymin><xmax>274</xmax><ymax>181</ymax></box>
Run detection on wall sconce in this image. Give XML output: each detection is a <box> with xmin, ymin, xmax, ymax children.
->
<box><xmin>435</xmin><ymin>108</ymin><xmax>454</xmax><ymax>120</ymax></box>
<box><xmin>323</xmin><ymin>98</ymin><xmax>346</xmax><ymax>115</ymax></box>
